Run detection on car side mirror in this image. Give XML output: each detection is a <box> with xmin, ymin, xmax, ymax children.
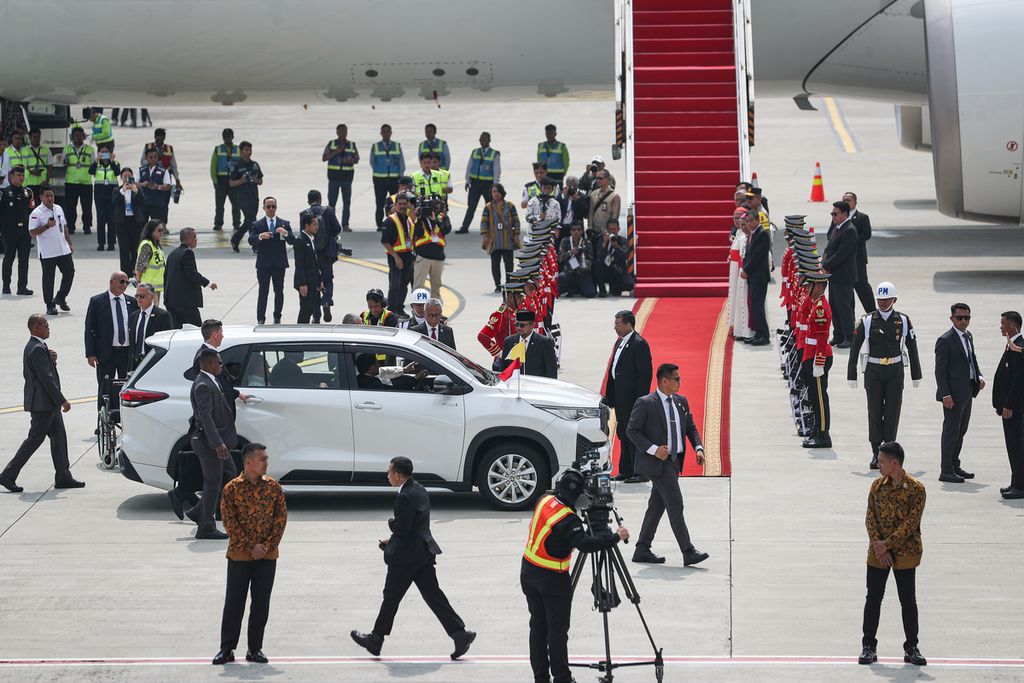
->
<box><xmin>434</xmin><ymin>374</ymin><xmax>469</xmax><ymax>395</ymax></box>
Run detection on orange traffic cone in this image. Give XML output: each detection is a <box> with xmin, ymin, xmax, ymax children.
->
<box><xmin>751</xmin><ymin>171</ymin><xmax>759</xmax><ymax>188</ymax></box>
<box><xmin>808</xmin><ymin>162</ymin><xmax>826</xmax><ymax>202</ymax></box>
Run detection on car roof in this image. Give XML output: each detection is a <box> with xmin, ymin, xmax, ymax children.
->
<box><xmin>147</xmin><ymin>324</ymin><xmax>416</xmax><ymax>349</ymax></box>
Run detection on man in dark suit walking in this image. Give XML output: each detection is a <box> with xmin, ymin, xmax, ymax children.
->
<box><xmin>822</xmin><ymin>200</ymin><xmax>858</xmax><ymax>348</ymax></box>
<box><xmin>164</xmin><ymin>227</ymin><xmax>217</xmax><ymax>328</ymax></box>
<box><xmin>129</xmin><ymin>284</ymin><xmax>173</xmax><ymax>366</ymax></box>
<box><xmin>292</xmin><ymin>212</ymin><xmax>322</xmax><ymax>324</ymax></box>
<box><xmin>249</xmin><ymin>197</ymin><xmax>294</xmax><ymax>325</ymax></box>
<box><xmin>0</xmin><ymin>315</ymin><xmax>84</xmax><ymax>492</ymax></box>
<box><xmin>993</xmin><ymin>311</ymin><xmax>1024</xmax><ymax>499</ymax></box>
<box><xmin>934</xmin><ymin>303</ymin><xmax>984</xmax><ymax>483</ymax></box>
<box><xmin>351</xmin><ymin>456</ymin><xmax>476</xmax><ymax>660</ymax></box>
<box><xmin>410</xmin><ymin>298</ymin><xmax>456</xmax><ymax>350</ymax></box>
<box><xmin>603</xmin><ymin>310</ymin><xmax>652</xmax><ymax>482</ymax></box>
<box><xmin>302</xmin><ymin>190</ymin><xmax>343</xmax><ymax>323</ymax></box>
<box><xmin>501</xmin><ymin>310</ymin><xmax>557</xmax><ymax>379</ymax></box>
<box><xmin>627</xmin><ymin>362</ymin><xmax>709</xmax><ymax>567</ymax></box>
<box><xmin>84</xmin><ymin>271</ymin><xmax>138</xmax><ymax>409</ymax></box>
<box><xmin>740</xmin><ymin>209</ymin><xmax>771</xmax><ymax>345</ymax></box>
<box><xmin>189</xmin><ymin>348</ymin><xmax>238</xmax><ymax>540</ymax></box>
<box><xmin>843</xmin><ymin>192</ymin><xmax>875</xmax><ymax>314</ymax></box>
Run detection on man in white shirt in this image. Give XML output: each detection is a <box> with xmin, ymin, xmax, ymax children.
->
<box><xmin>28</xmin><ymin>187</ymin><xmax>74</xmax><ymax>315</ymax></box>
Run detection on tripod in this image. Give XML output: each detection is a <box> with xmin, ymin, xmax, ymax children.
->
<box><xmin>569</xmin><ymin>507</ymin><xmax>664</xmax><ymax>682</ymax></box>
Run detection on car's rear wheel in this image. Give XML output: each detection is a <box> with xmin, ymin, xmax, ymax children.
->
<box><xmin>477</xmin><ymin>442</ymin><xmax>548</xmax><ymax>511</ymax></box>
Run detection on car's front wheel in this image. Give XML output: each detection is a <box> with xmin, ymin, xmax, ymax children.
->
<box><xmin>477</xmin><ymin>443</ymin><xmax>548</xmax><ymax>511</ymax></box>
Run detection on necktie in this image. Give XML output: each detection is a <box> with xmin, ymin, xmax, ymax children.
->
<box><xmin>667</xmin><ymin>397</ymin><xmax>678</xmax><ymax>460</ymax></box>
<box><xmin>114</xmin><ymin>297</ymin><xmax>126</xmax><ymax>345</ymax></box>
<box><xmin>431</xmin><ymin>327</ymin><xmax>437</xmax><ymax>340</ymax></box>
<box><xmin>269</xmin><ymin>218</ymin><xmax>275</xmax><ymax>232</ymax></box>
<box><xmin>966</xmin><ymin>333</ymin><xmax>976</xmax><ymax>378</ymax></box>
<box><xmin>136</xmin><ymin>311</ymin><xmax>147</xmax><ymax>356</ymax></box>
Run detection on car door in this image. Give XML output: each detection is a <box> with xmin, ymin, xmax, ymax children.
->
<box><xmin>236</xmin><ymin>344</ymin><xmax>354</xmax><ymax>484</ymax></box>
<box><xmin>345</xmin><ymin>343</ymin><xmax>466</xmax><ymax>483</ymax></box>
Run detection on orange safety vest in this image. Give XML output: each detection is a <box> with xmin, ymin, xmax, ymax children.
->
<box><xmin>523</xmin><ymin>494</ymin><xmax>574</xmax><ymax>572</ymax></box>
<box><xmin>388</xmin><ymin>213</ymin><xmax>413</xmax><ymax>253</ymax></box>
<box><xmin>413</xmin><ymin>219</ymin><xmax>446</xmax><ymax>248</ymax></box>
<box><xmin>144</xmin><ymin>142</ymin><xmax>174</xmax><ymax>170</ymax></box>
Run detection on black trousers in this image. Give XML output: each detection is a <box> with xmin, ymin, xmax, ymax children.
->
<box><xmin>800</xmin><ymin>356</ymin><xmax>832</xmax><ymax>436</ymax></box>
<box><xmin>864</xmin><ymin>364</ymin><xmax>904</xmax><ymax>455</ymax></box>
<box><xmin>167</xmin><ymin>305</ymin><xmax>201</xmax><ymax>329</ymax></box>
<box><xmin>637</xmin><ymin>464</ymin><xmax>692</xmax><ymax>553</ymax></box>
<box><xmin>372</xmin><ymin>559</ymin><xmax>465</xmax><ymax>638</ymax></box>
<box><xmin>213</xmin><ymin>177</ymin><xmax>241</xmax><ymax>230</ymax></box>
<box><xmin>855</xmin><ymin>278</ymin><xmax>876</xmax><ymax>313</ymax></box>
<box><xmin>171</xmin><ymin>451</ymin><xmax>203</xmax><ymax>506</ymax></box>
<box><xmin>747</xmin><ymin>275</ymin><xmax>769</xmax><ymax>338</ymax></box>
<box><xmin>115</xmin><ymin>220</ymin><xmax>142</xmax><ymax>275</ymax></box>
<box><xmin>41</xmin><ymin>255</ymin><xmax>75</xmax><ymax>306</ymax></box>
<box><xmin>327</xmin><ymin>170</ymin><xmax>354</xmax><ymax>227</ymax></box>
<box><xmin>521</xmin><ymin>571</ymin><xmax>573</xmax><ymax>683</ymax></box>
<box><xmin>862</xmin><ymin>565</ymin><xmax>918</xmax><ymax>650</ymax></box>
<box><xmin>557</xmin><ymin>270</ymin><xmax>596</xmax><ymax>298</ymax></box>
<box><xmin>614</xmin><ymin>406</ymin><xmax>636</xmax><ymax>477</ymax></box>
<box><xmin>1002</xmin><ymin>413</ymin><xmax>1024</xmax><ymax>489</ymax></box>
<box><xmin>318</xmin><ymin>256</ymin><xmax>335</xmax><ymax>308</ymax></box>
<box><xmin>146</xmin><ymin>203</ymin><xmax>169</xmax><ymax>224</ymax></box>
<box><xmin>1</xmin><ymin>409</ymin><xmax>71</xmax><ymax>483</ymax></box>
<box><xmin>387</xmin><ymin>253</ymin><xmax>414</xmax><ymax>314</ymax></box>
<box><xmin>96</xmin><ymin>347</ymin><xmax>131</xmax><ymax>409</ymax></box>
<box><xmin>460</xmin><ymin>179</ymin><xmax>492</xmax><ymax>231</ymax></box>
<box><xmin>256</xmin><ymin>267</ymin><xmax>285</xmax><ymax>323</ymax></box>
<box><xmin>828</xmin><ymin>280</ymin><xmax>855</xmax><ymax>343</ymax></box>
<box><xmin>63</xmin><ymin>184</ymin><xmax>93</xmax><ymax>232</ymax></box>
<box><xmin>940</xmin><ymin>394</ymin><xmax>973</xmax><ymax>473</ymax></box>
<box><xmin>297</xmin><ymin>286</ymin><xmax>321</xmax><ymax>324</ymax></box>
<box><xmin>221</xmin><ymin>559</ymin><xmax>277</xmax><ymax>652</ymax></box>
<box><xmin>193</xmin><ymin>438</ymin><xmax>237</xmax><ymax>532</ymax></box>
<box><xmin>373</xmin><ymin>178</ymin><xmax>399</xmax><ymax>228</ymax></box>
<box><xmin>2</xmin><ymin>230</ymin><xmax>31</xmax><ymax>291</ymax></box>
<box><xmin>94</xmin><ymin>189</ymin><xmax>116</xmax><ymax>248</ymax></box>
<box><xmin>599</xmin><ymin>266</ymin><xmax>636</xmax><ymax>296</ymax></box>
<box><xmin>231</xmin><ymin>198</ymin><xmax>258</xmax><ymax>246</ymax></box>
<box><xmin>489</xmin><ymin>250</ymin><xmax>513</xmax><ymax>287</ymax></box>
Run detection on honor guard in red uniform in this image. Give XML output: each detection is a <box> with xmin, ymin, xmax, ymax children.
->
<box><xmin>478</xmin><ymin>282</ymin><xmax>523</xmax><ymax>364</ymax></box>
<box><xmin>801</xmin><ymin>272</ymin><xmax>833</xmax><ymax>448</ymax></box>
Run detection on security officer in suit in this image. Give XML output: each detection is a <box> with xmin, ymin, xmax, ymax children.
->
<box><xmin>351</xmin><ymin>456</ymin><xmax>476</xmax><ymax>660</ymax></box>
<box><xmin>993</xmin><ymin>311</ymin><xmax>1024</xmax><ymax>499</ymax></box>
<box><xmin>603</xmin><ymin>310</ymin><xmax>653</xmax><ymax>482</ymax></box>
<box><xmin>84</xmin><ymin>271</ymin><xmax>139</xmax><ymax>409</ymax></box>
<box><xmin>934</xmin><ymin>303</ymin><xmax>984</xmax><ymax>483</ymax></box>
<box><xmin>249</xmin><ymin>197</ymin><xmax>294</xmax><ymax>325</ymax></box>
<box><xmin>520</xmin><ymin>471</ymin><xmax>628</xmax><ymax>683</ymax></box>
<box><xmin>741</xmin><ymin>207</ymin><xmax>772</xmax><ymax>345</ymax></box>
<box><xmin>627</xmin><ymin>362</ymin><xmax>710</xmax><ymax>567</ymax></box>
<box><xmin>164</xmin><ymin>227</ymin><xmax>217</xmax><ymax>328</ymax></box>
<box><xmin>1</xmin><ymin>167</ymin><xmax>35</xmax><ymax>295</ymax></box>
<box><xmin>0</xmin><ymin>315</ymin><xmax>84</xmax><ymax>492</ymax></box>
<box><xmin>843</xmin><ymin>192</ymin><xmax>876</xmax><ymax>313</ymax></box>
<box><xmin>302</xmin><ymin>190</ymin><xmax>343</xmax><ymax>322</ymax></box>
<box><xmin>847</xmin><ymin>281</ymin><xmax>922</xmax><ymax>468</ymax></box>
<box><xmin>501</xmin><ymin>310</ymin><xmax>557</xmax><ymax>379</ymax></box>
<box><xmin>129</xmin><ymin>283</ymin><xmax>174</xmax><ymax>367</ymax></box>
<box><xmin>189</xmin><ymin>348</ymin><xmax>239</xmax><ymax>540</ymax></box>
<box><xmin>292</xmin><ymin>212</ymin><xmax>323</xmax><ymax>324</ymax></box>
<box><xmin>410</xmin><ymin>298</ymin><xmax>456</xmax><ymax>349</ymax></box>
<box><xmin>821</xmin><ymin>201</ymin><xmax>858</xmax><ymax>348</ymax></box>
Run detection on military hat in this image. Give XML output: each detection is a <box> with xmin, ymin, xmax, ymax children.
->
<box><xmin>793</xmin><ymin>243</ymin><xmax>818</xmax><ymax>255</ymax></box>
<box><xmin>515</xmin><ymin>244</ymin><xmax>544</xmax><ymax>259</ymax></box>
<box><xmin>784</xmin><ymin>214</ymin><xmax>807</xmax><ymax>226</ymax></box>
<box><xmin>797</xmin><ymin>258</ymin><xmax>822</xmax><ymax>271</ymax></box>
<box><xmin>518</xmin><ymin>262</ymin><xmax>541</xmax><ymax>276</ymax></box>
<box><xmin>786</xmin><ymin>226</ymin><xmax>813</xmax><ymax>239</ymax></box>
<box><xmin>803</xmin><ymin>271</ymin><xmax>831</xmax><ymax>284</ymax></box>
<box><xmin>501</xmin><ymin>280</ymin><xmax>526</xmax><ymax>292</ymax></box>
<box><xmin>518</xmin><ymin>256</ymin><xmax>541</xmax><ymax>267</ymax></box>
<box><xmin>516</xmin><ymin>309</ymin><xmax>536</xmax><ymax>323</ymax></box>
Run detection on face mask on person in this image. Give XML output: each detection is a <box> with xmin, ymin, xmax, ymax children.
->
<box><xmin>100</xmin><ymin>152</ymin><xmax>111</xmax><ymax>161</ymax></box>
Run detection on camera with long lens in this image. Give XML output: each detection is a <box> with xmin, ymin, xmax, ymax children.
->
<box><xmin>573</xmin><ymin>448</ymin><xmax>614</xmax><ymax>530</ymax></box>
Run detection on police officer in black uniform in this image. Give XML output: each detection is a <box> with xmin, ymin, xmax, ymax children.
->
<box><xmin>1</xmin><ymin>167</ymin><xmax>35</xmax><ymax>295</ymax></box>
<box><xmin>847</xmin><ymin>281</ymin><xmax>923</xmax><ymax>469</ymax></box>
<box><xmin>521</xmin><ymin>470</ymin><xmax>628</xmax><ymax>683</ymax></box>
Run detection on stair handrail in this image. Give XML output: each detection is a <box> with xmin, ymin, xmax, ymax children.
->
<box><xmin>619</xmin><ymin>0</ymin><xmax>637</xmax><ymax>277</ymax></box>
<box><xmin>734</xmin><ymin>0</ymin><xmax>753</xmax><ymax>181</ymax></box>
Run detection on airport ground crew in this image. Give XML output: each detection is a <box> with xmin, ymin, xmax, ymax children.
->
<box><xmin>210</xmin><ymin>128</ymin><xmax>241</xmax><ymax>232</ymax></box>
<box><xmin>381</xmin><ymin>194</ymin><xmax>415</xmax><ymax>315</ymax></box>
<box><xmin>458</xmin><ymin>132</ymin><xmax>500</xmax><ymax>234</ymax></box>
<box><xmin>848</xmin><ymin>281</ymin><xmax>923</xmax><ymax>468</ymax></box>
<box><xmin>411</xmin><ymin>154</ymin><xmax>446</xmax><ymax>200</ymax></box>
<box><xmin>0</xmin><ymin>167</ymin><xmax>35</xmax><ymax>295</ymax></box>
<box><xmin>801</xmin><ymin>272</ymin><xmax>834</xmax><ymax>448</ymax></box>
<box><xmin>521</xmin><ymin>163</ymin><xmax>547</xmax><ymax>209</ymax></box>
<box><xmin>88</xmin><ymin>108</ymin><xmax>115</xmax><ymax>151</ymax></box>
<box><xmin>384</xmin><ymin>176</ymin><xmax>414</xmax><ymax>218</ymax></box>
<box><xmin>89</xmin><ymin>148</ymin><xmax>120</xmax><ymax>250</ymax></box>
<box><xmin>536</xmin><ymin>124</ymin><xmax>568</xmax><ymax>184</ymax></box>
<box><xmin>322</xmin><ymin>124</ymin><xmax>358</xmax><ymax>231</ymax></box>
<box><xmin>418</xmin><ymin>124</ymin><xmax>450</xmax><ymax>170</ymax></box>
<box><xmin>22</xmin><ymin>128</ymin><xmax>52</xmax><ymax>191</ymax></box>
<box><xmin>62</xmin><ymin>126</ymin><xmax>94</xmax><ymax>234</ymax></box>
<box><xmin>370</xmin><ymin>124</ymin><xmax>405</xmax><ymax>230</ymax></box>
<box><xmin>141</xmin><ymin>128</ymin><xmax>181</xmax><ymax>187</ymax></box>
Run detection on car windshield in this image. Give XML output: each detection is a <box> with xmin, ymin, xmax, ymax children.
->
<box><xmin>414</xmin><ymin>337</ymin><xmax>498</xmax><ymax>385</ymax></box>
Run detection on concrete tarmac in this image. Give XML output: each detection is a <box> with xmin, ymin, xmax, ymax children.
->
<box><xmin>1</xmin><ymin>98</ymin><xmax>1023</xmax><ymax>681</ymax></box>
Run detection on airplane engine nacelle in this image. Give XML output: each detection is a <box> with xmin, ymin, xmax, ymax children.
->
<box><xmin>925</xmin><ymin>0</ymin><xmax>1024</xmax><ymax>224</ymax></box>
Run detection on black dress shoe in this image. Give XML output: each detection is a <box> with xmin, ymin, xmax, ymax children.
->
<box><xmin>2</xmin><ymin>286</ymin><xmax>10</xmax><ymax>294</ymax></box>
<box><xmin>245</xmin><ymin>649</ymin><xmax>268</xmax><ymax>663</ymax></box>
<box><xmin>54</xmin><ymin>478</ymin><xmax>85</xmax><ymax>489</ymax></box>
<box><xmin>858</xmin><ymin>646</ymin><xmax>877</xmax><ymax>665</ymax></box>
<box><xmin>195</xmin><ymin>528</ymin><xmax>229</xmax><ymax>540</ymax></box>
<box><xmin>802</xmin><ymin>436</ymin><xmax>832</xmax><ymax>449</ymax></box>
<box><xmin>834</xmin><ymin>340</ymin><xmax>852</xmax><ymax>349</ymax></box>
<box><xmin>624</xmin><ymin>475</ymin><xmax>648</xmax><ymax>484</ymax></box>
<box><xmin>231</xmin><ymin>241</ymin><xmax>240</xmax><ymax>253</ymax></box>
<box><xmin>683</xmin><ymin>548</ymin><xmax>710</xmax><ymax>566</ymax></box>
<box><xmin>185</xmin><ymin>504</ymin><xmax>200</xmax><ymax>525</ymax></box>
<box><xmin>1001</xmin><ymin>485</ymin><xmax>1013</xmax><ymax>494</ymax></box>
<box><xmin>611</xmin><ymin>474</ymin><xmax>628</xmax><ymax>482</ymax></box>
<box><xmin>323</xmin><ymin>306</ymin><xmax>333</xmax><ymax>323</ymax></box>
<box><xmin>748</xmin><ymin>336</ymin><xmax>770</xmax><ymax>346</ymax></box>
<box><xmin>955</xmin><ymin>467</ymin><xmax>975</xmax><ymax>479</ymax></box>
<box><xmin>938</xmin><ymin>471</ymin><xmax>965</xmax><ymax>483</ymax></box>
<box><xmin>632</xmin><ymin>547</ymin><xmax>665</xmax><ymax>564</ymax></box>
<box><xmin>904</xmin><ymin>647</ymin><xmax>927</xmax><ymax>666</ymax></box>
<box><xmin>1002</xmin><ymin>488</ymin><xmax>1024</xmax><ymax>499</ymax></box>
<box><xmin>46</xmin><ymin>307</ymin><xmax>58</xmax><ymax>316</ymax></box>
<box><xmin>351</xmin><ymin>630</ymin><xmax>383</xmax><ymax>656</ymax></box>
<box><xmin>97</xmin><ymin>244</ymin><xmax>105</xmax><ymax>251</ymax></box>
<box><xmin>17</xmin><ymin>288</ymin><xmax>33</xmax><ymax>296</ymax></box>
<box><xmin>167</xmin><ymin>490</ymin><xmax>184</xmax><ymax>520</ymax></box>
<box><xmin>454</xmin><ymin>228</ymin><xmax>469</xmax><ymax>234</ymax></box>
<box><xmin>450</xmin><ymin>629</ymin><xmax>476</xmax><ymax>660</ymax></box>
<box><xmin>212</xmin><ymin>649</ymin><xmax>234</xmax><ymax>665</ymax></box>
<box><xmin>0</xmin><ymin>475</ymin><xmax>23</xmax><ymax>493</ymax></box>
<box><xmin>869</xmin><ymin>457</ymin><xmax>880</xmax><ymax>470</ymax></box>
<box><xmin>55</xmin><ymin>300</ymin><xmax>70</xmax><ymax>312</ymax></box>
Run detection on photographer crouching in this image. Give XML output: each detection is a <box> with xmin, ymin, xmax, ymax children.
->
<box><xmin>521</xmin><ymin>470</ymin><xmax>628</xmax><ymax>683</ymax></box>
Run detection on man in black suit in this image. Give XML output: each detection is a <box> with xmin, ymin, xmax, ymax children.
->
<box><xmin>129</xmin><ymin>284</ymin><xmax>173</xmax><ymax>366</ymax></box>
<box><xmin>501</xmin><ymin>310</ymin><xmax>557</xmax><ymax>379</ymax></box>
<box><xmin>843</xmin><ymin>192</ymin><xmax>875</xmax><ymax>314</ymax></box>
<box><xmin>993</xmin><ymin>311</ymin><xmax>1024</xmax><ymax>499</ymax></box>
<box><xmin>822</xmin><ymin>200</ymin><xmax>858</xmax><ymax>348</ymax></box>
<box><xmin>0</xmin><ymin>315</ymin><xmax>84</xmax><ymax>492</ymax></box>
<box><xmin>292</xmin><ymin>212</ymin><xmax>323</xmax><ymax>324</ymax></box>
<box><xmin>164</xmin><ymin>227</ymin><xmax>217</xmax><ymax>328</ymax></box>
<box><xmin>189</xmin><ymin>348</ymin><xmax>239</xmax><ymax>540</ymax></box>
<box><xmin>84</xmin><ymin>271</ymin><xmax>138</xmax><ymax>409</ymax></box>
<box><xmin>303</xmin><ymin>189</ymin><xmax>343</xmax><ymax>323</ymax></box>
<box><xmin>627</xmin><ymin>362</ymin><xmax>709</xmax><ymax>567</ymax></box>
<box><xmin>603</xmin><ymin>310</ymin><xmax>652</xmax><ymax>482</ymax></box>
<box><xmin>351</xmin><ymin>456</ymin><xmax>476</xmax><ymax>660</ymax></box>
<box><xmin>740</xmin><ymin>209</ymin><xmax>771</xmax><ymax>345</ymax></box>
<box><xmin>411</xmin><ymin>298</ymin><xmax>456</xmax><ymax>350</ymax></box>
<box><xmin>249</xmin><ymin>197</ymin><xmax>294</xmax><ymax>325</ymax></box>
<box><xmin>934</xmin><ymin>302</ymin><xmax>984</xmax><ymax>483</ymax></box>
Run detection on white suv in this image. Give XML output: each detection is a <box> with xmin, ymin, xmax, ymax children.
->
<box><xmin>118</xmin><ymin>325</ymin><xmax>609</xmax><ymax>510</ymax></box>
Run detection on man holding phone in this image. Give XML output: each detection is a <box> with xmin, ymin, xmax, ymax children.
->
<box><xmin>29</xmin><ymin>186</ymin><xmax>74</xmax><ymax>316</ymax></box>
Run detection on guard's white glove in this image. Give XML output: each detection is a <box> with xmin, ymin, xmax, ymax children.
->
<box><xmin>812</xmin><ymin>364</ymin><xmax>824</xmax><ymax>378</ymax></box>
<box><xmin>912</xmin><ymin>379</ymin><xmax>921</xmax><ymax>388</ymax></box>
<box><xmin>848</xmin><ymin>380</ymin><xmax>857</xmax><ymax>389</ymax></box>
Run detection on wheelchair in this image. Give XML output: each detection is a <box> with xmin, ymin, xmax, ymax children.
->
<box><xmin>97</xmin><ymin>375</ymin><xmax>127</xmax><ymax>469</ymax></box>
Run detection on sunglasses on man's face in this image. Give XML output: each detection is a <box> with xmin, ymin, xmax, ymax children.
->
<box><xmin>954</xmin><ymin>315</ymin><xmax>971</xmax><ymax>321</ymax></box>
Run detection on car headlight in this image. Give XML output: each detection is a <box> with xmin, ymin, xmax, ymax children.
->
<box><xmin>533</xmin><ymin>405</ymin><xmax>602</xmax><ymax>421</ymax></box>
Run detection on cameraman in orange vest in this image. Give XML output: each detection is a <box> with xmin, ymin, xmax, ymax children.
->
<box><xmin>521</xmin><ymin>470</ymin><xmax>628</xmax><ymax>683</ymax></box>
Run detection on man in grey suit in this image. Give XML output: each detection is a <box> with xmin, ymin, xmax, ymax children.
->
<box><xmin>0</xmin><ymin>315</ymin><xmax>84</xmax><ymax>492</ymax></box>
<box><xmin>190</xmin><ymin>348</ymin><xmax>239</xmax><ymax>539</ymax></box>
<box><xmin>627</xmin><ymin>362</ymin><xmax>709</xmax><ymax>567</ymax></box>
<box><xmin>934</xmin><ymin>302</ymin><xmax>984</xmax><ymax>483</ymax></box>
